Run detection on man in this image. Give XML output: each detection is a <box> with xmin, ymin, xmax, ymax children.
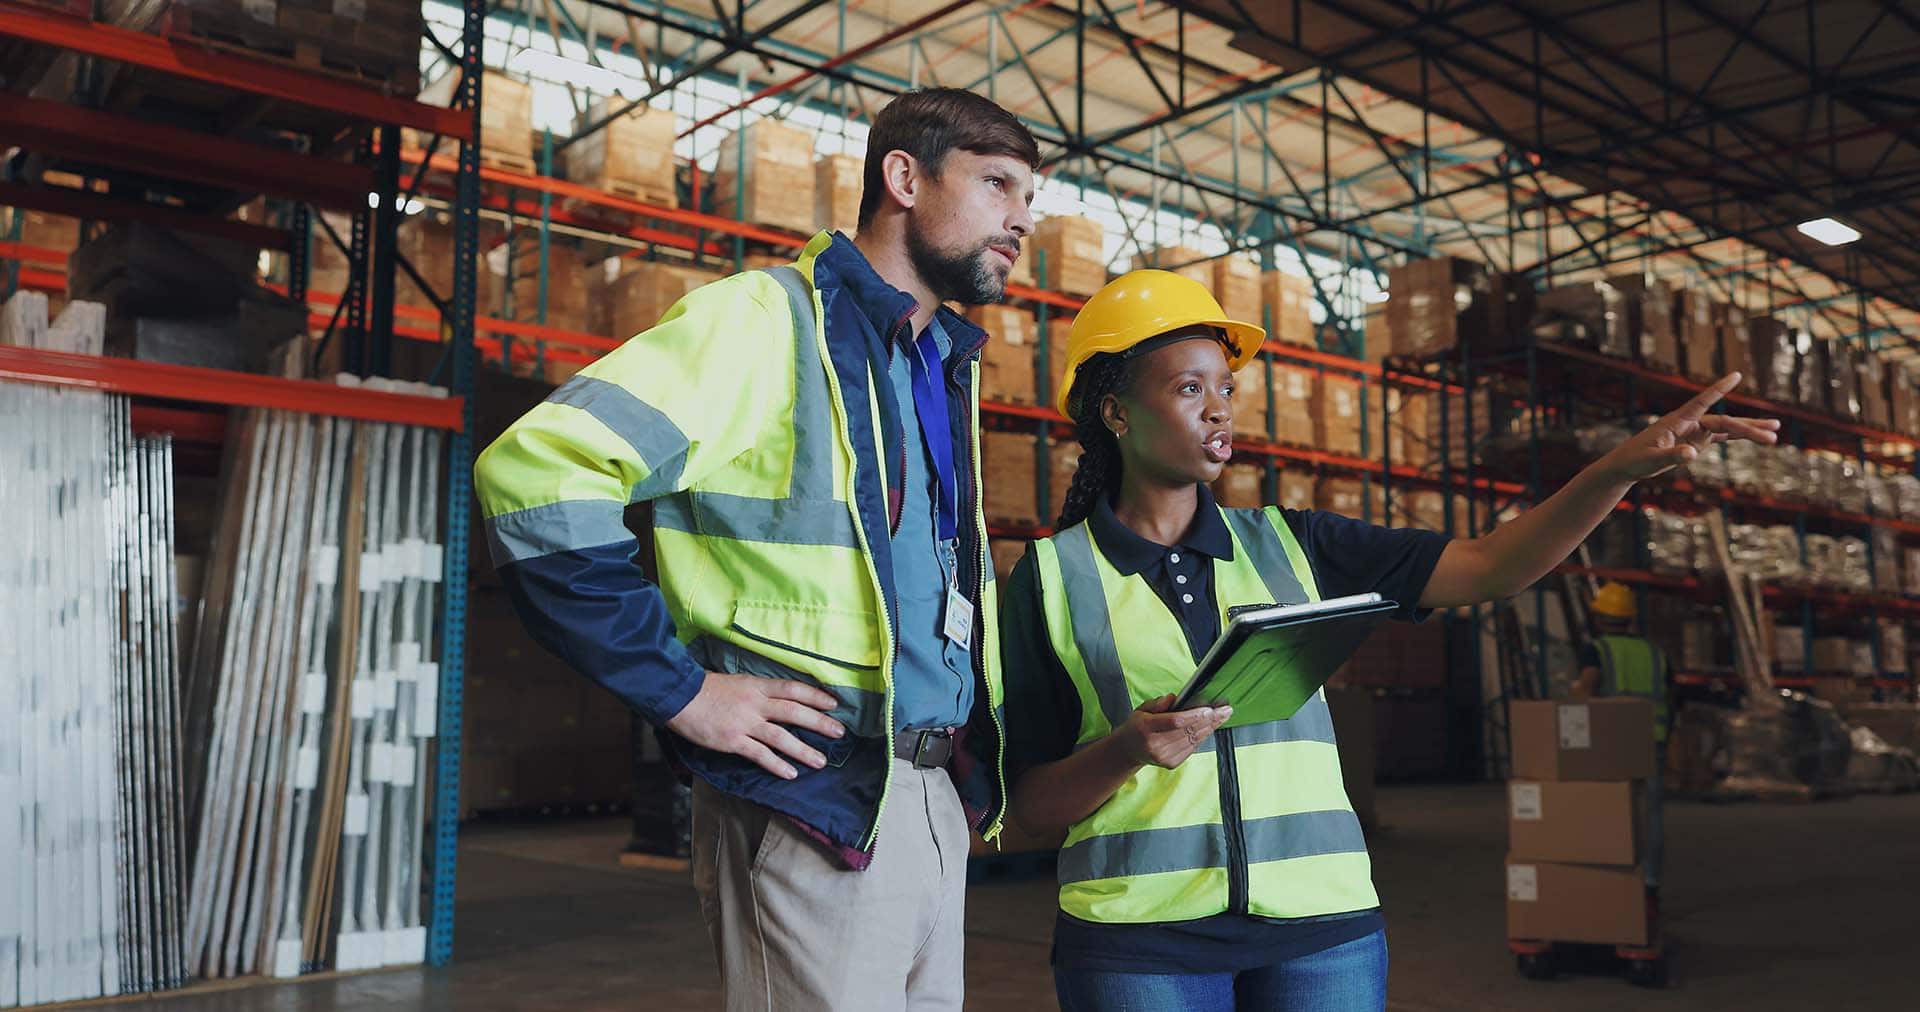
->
<box><xmin>1572</xmin><ymin>581</ymin><xmax>1673</xmax><ymax>900</ymax></box>
<box><xmin>473</xmin><ymin>89</ymin><xmax>1038</xmax><ymax>1009</ymax></box>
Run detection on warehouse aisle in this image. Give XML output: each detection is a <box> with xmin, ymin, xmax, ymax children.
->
<box><xmin>102</xmin><ymin>785</ymin><xmax>1917</xmax><ymax>1011</ymax></box>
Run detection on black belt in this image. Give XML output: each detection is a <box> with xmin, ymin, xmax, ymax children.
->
<box><xmin>894</xmin><ymin>727</ymin><xmax>955</xmax><ymax>769</ymax></box>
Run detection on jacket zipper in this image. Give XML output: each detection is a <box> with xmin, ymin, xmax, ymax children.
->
<box><xmin>1215</xmin><ymin>726</ymin><xmax>1250</xmax><ymax>914</ymax></box>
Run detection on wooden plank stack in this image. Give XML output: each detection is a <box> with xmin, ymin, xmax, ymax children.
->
<box><xmin>814</xmin><ymin>154</ymin><xmax>863</xmax><ymax>236</ymax></box>
<box><xmin>1030</xmin><ymin>216</ymin><xmax>1108</xmax><ymax>296</ymax></box>
<box><xmin>563</xmin><ymin>100</ymin><xmax>679</xmax><ymax>208</ymax></box>
<box><xmin>709</xmin><ymin>120</ymin><xmax>817</xmax><ymax>235</ymax></box>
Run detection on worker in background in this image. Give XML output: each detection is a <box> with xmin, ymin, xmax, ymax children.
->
<box><xmin>998</xmin><ymin>270</ymin><xmax>1776</xmax><ymax>1010</ymax></box>
<box><xmin>1573</xmin><ymin>581</ymin><xmax>1673</xmax><ymax>902</ymax></box>
<box><xmin>474</xmin><ymin>89</ymin><xmax>1038</xmax><ymax>1011</ymax></box>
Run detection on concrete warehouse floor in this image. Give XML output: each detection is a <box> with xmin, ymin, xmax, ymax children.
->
<box><xmin>100</xmin><ymin>783</ymin><xmax>1918</xmax><ymax>1012</ymax></box>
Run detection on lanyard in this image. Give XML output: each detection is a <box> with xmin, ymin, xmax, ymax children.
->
<box><xmin>905</xmin><ymin>327</ymin><xmax>959</xmax><ymax>541</ymax></box>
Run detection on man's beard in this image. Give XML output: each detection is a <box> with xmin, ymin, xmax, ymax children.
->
<box><xmin>907</xmin><ymin>229</ymin><xmax>1011</xmax><ymax>306</ymax></box>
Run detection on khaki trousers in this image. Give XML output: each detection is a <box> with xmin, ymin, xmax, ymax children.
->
<box><xmin>691</xmin><ymin>759</ymin><xmax>970</xmax><ymax>1011</ymax></box>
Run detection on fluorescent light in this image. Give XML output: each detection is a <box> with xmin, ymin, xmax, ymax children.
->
<box><xmin>1797</xmin><ymin>217</ymin><xmax>1861</xmax><ymax>246</ymax></box>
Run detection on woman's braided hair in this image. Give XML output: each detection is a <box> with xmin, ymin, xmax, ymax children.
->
<box><xmin>1056</xmin><ymin>351</ymin><xmax>1135</xmax><ymax>530</ymax></box>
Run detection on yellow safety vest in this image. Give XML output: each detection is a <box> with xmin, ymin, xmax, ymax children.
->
<box><xmin>1031</xmin><ymin>504</ymin><xmax>1375</xmax><ymax>924</ymax></box>
<box><xmin>475</xmin><ymin>233</ymin><xmax>1005</xmax><ymax>846</ymax></box>
<box><xmin>1594</xmin><ymin>634</ymin><xmax>1671</xmax><ymax>743</ymax></box>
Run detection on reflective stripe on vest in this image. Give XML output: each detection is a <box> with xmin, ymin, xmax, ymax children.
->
<box><xmin>1033</xmin><ymin>505</ymin><xmax>1377</xmax><ymax>925</ymax></box>
<box><xmin>1595</xmin><ymin>634</ymin><xmax>1670</xmax><ymax>741</ymax></box>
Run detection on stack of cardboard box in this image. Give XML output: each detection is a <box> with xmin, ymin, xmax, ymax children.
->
<box><xmin>1213</xmin><ymin>464</ymin><xmax>1265</xmax><ymax>509</ymax></box>
<box><xmin>1748</xmin><ymin>317</ymin><xmax>1797</xmax><ymax>403</ymax></box>
<box><xmin>1235</xmin><ymin>359</ymin><xmax>1273</xmax><ymax>442</ymax></box>
<box><xmin>1262</xmin><ymin>271</ymin><xmax>1316</xmax><ymax>348</ymax></box>
<box><xmin>508</xmin><ymin>244</ymin><xmax>590</xmax><ymax>335</ymax></box>
<box><xmin>814</xmin><ymin>153</ymin><xmax>863</xmax><ymax>236</ymax></box>
<box><xmin>418</xmin><ymin>70</ymin><xmax>533</xmax><ymax>172</ymax></box>
<box><xmin>1387</xmin><ymin>256</ymin><xmax>1504</xmax><ymax>358</ymax></box>
<box><xmin>1316</xmin><ymin>476</ymin><xmax>1386</xmax><ymax>521</ymax></box>
<box><xmin>967</xmin><ymin>305</ymin><xmax>1038</xmax><ymax>406</ymax></box>
<box><xmin>710</xmin><ymin>119</ymin><xmax>817</xmax><ymax>234</ymax></box>
<box><xmin>1506</xmin><ymin>698</ymin><xmax>1655</xmax><ymax>947</ymax></box>
<box><xmin>1379</xmin><ymin>388</ymin><xmax>1432</xmax><ymax>471</ymax></box>
<box><xmin>1677</xmin><ymin>289</ymin><xmax>1722</xmax><ymax>382</ymax></box>
<box><xmin>1269</xmin><ymin>363</ymin><xmax>1317</xmax><ymax>445</ymax></box>
<box><xmin>564</xmin><ymin>100</ymin><xmax>679</xmax><ymax>206</ymax></box>
<box><xmin>1047</xmin><ymin>439</ymin><xmax>1082</xmax><ymax>525</ymax></box>
<box><xmin>1213</xmin><ymin>256</ymin><xmax>1262</xmax><ymax>325</ymax></box>
<box><xmin>1277</xmin><ymin>469</ymin><xmax>1316</xmax><ymax>510</ymax></box>
<box><xmin>1610</xmin><ymin>275</ymin><xmax>1678</xmax><ymax>372</ymax></box>
<box><xmin>982</xmin><ymin>432</ymin><xmax>1041</xmax><ymax>525</ymax></box>
<box><xmin>989</xmin><ymin>538</ymin><xmax>1027</xmax><ymax>584</ymax></box>
<box><xmin>605</xmin><ymin>260</ymin><xmax>723</xmax><ymax>342</ymax></box>
<box><xmin>1859</xmin><ymin>353</ymin><xmax>1890</xmax><ymax>430</ymax></box>
<box><xmin>1721</xmin><ymin>305</ymin><xmax>1754</xmax><ymax>379</ymax></box>
<box><xmin>1315</xmin><ymin>373</ymin><xmax>1365</xmax><ymax>458</ymax></box>
<box><xmin>1894</xmin><ymin>363</ymin><xmax>1920</xmax><ymax>437</ymax></box>
<box><xmin>1031</xmin><ymin>216</ymin><xmax>1108</xmax><ymax>296</ymax></box>
<box><xmin>1131</xmin><ymin>245</ymin><xmax>1209</xmax><ymax>285</ymax></box>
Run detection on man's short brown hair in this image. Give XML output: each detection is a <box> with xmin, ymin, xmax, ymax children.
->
<box><xmin>858</xmin><ymin>88</ymin><xmax>1041</xmax><ymax>227</ymax></box>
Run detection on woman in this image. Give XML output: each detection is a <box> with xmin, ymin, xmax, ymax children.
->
<box><xmin>998</xmin><ymin>269</ymin><xmax>1777</xmax><ymax>1011</ymax></box>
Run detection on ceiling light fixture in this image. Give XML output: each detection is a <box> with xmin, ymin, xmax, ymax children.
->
<box><xmin>1797</xmin><ymin>217</ymin><xmax>1861</xmax><ymax>246</ymax></box>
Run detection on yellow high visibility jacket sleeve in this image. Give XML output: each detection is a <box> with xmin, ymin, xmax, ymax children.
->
<box><xmin>471</xmin><ymin>272</ymin><xmax>794</xmax><ymax>724</ymax></box>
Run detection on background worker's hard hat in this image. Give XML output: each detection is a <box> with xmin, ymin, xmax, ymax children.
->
<box><xmin>1591</xmin><ymin>581</ymin><xmax>1637</xmax><ymax>618</ymax></box>
<box><xmin>1055</xmin><ymin>269</ymin><xmax>1266</xmax><ymax>416</ymax></box>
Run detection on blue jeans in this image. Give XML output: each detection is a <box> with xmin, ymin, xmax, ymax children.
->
<box><xmin>1054</xmin><ymin>928</ymin><xmax>1389</xmax><ymax>1012</ymax></box>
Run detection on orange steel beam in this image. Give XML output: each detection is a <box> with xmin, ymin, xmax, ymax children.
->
<box><xmin>0</xmin><ymin>180</ymin><xmax>291</xmax><ymax>250</ymax></box>
<box><xmin>0</xmin><ymin>95</ymin><xmax>370</xmax><ymax>211</ymax></box>
<box><xmin>0</xmin><ymin>345</ymin><xmax>464</xmax><ymax>429</ymax></box>
<box><xmin>0</xmin><ymin>3</ymin><xmax>471</xmax><ymax>140</ymax></box>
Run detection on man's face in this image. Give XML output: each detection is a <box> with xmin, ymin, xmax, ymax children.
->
<box><xmin>904</xmin><ymin>150</ymin><xmax>1037</xmax><ymax>306</ymax></box>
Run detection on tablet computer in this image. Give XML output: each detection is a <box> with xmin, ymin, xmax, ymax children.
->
<box><xmin>1173</xmin><ymin>592</ymin><xmax>1396</xmax><ymax>726</ymax></box>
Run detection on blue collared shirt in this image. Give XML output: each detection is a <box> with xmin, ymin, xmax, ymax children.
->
<box><xmin>886</xmin><ymin>315</ymin><xmax>974</xmax><ymax>731</ymax></box>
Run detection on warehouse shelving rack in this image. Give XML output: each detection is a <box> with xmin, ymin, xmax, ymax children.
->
<box><xmin>0</xmin><ymin>0</ymin><xmax>487</xmax><ymax>977</ymax></box>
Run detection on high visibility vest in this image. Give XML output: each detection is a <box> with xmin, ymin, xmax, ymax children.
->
<box><xmin>1594</xmin><ymin>635</ymin><xmax>1671</xmax><ymax>743</ymax></box>
<box><xmin>1031</xmin><ymin>505</ymin><xmax>1375</xmax><ymax>925</ymax></box>
<box><xmin>476</xmin><ymin>233</ymin><xmax>1006</xmax><ymax>846</ymax></box>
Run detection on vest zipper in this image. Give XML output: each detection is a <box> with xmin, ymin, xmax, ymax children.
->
<box><xmin>1215</xmin><ymin>726</ymin><xmax>1250</xmax><ymax>914</ymax></box>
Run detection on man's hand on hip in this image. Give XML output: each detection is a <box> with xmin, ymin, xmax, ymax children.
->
<box><xmin>667</xmin><ymin>671</ymin><xmax>847</xmax><ymax>780</ymax></box>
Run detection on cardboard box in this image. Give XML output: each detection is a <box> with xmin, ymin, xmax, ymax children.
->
<box><xmin>1509</xmin><ymin>699</ymin><xmax>1655</xmax><ymax>781</ymax></box>
<box><xmin>1380</xmin><ymin>388</ymin><xmax>1431</xmax><ymax>471</ymax></box>
<box><xmin>814</xmin><ymin>153</ymin><xmax>863</xmax><ymax>236</ymax></box>
<box><xmin>968</xmin><ymin>305</ymin><xmax>1038</xmax><ymax>406</ymax></box>
<box><xmin>1214</xmin><ymin>256</ymin><xmax>1261</xmax><ymax>325</ymax></box>
<box><xmin>710</xmin><ymin>119</ymin><xmax>817</xmax><ymax>234</ymax></box>
<box><xmin>564</xmin><ymin>100</ymin><xmax>679</xmax><ymax>206</ymax></box>
<box><xmin>1048</xmin><ymin>438</ymin><xmax>1081</xmax><ymax>525</ymax></box>
<box><xmin>607</xmin><ymin>260</ymin><xmax>722</xmax><ymax>341</ymax></box>
<box><xmin>1132</xmin><ymin>245</ymin><xmax>1211</xmax><ymax>286</ymax></box>
<box><xmin>982</xmin><ymin>431</ymin><xmax>1040</xmax><ymax>525</ymax></box>
<box><xmin>1315</xmin><ymin>373</ymin><xmax>1365</xmax><ymax>458</ymax></box>
<box><xmin>1859</xmin><ymin>353</ymin><xmax>1891</xmax><ymax>430</ymax></box>
<box><xmin>1894</xmin><ymin>363</ymin><xmax>1920</xmax><ymax>437</ymax></box>
<box><xmin>1507</xmin><ymin>780</ymin><xmax>1642</xmax><ymax>866</ymax></box>
<box><xmin>1506</xmin><ymin>859</ymin><xmax>1650</xmax><ymax>945</ymax></box>
<box><xmin>1721</xmin><ymin>305</ymin><xmax>1754</xmax><ymax>380</ymax></box>
<box><xmin>1812</xmin><ymin>636</ymin><xmax>1852</xmax><ymax>674</ymax></box>
<box><xmin>2</xmin><ymin>208</ymin><xmax>80</xmax><ymax>262</ymax></box>
<box><xmin>1679</xmin><ymin>289</ymin><xmax>1722</xmax><ymax>381</ymax></box>
<box><xmin>1747</xmin><ymin>316</ymin><xmax>1796</xmax><ymax>403</ymax></box>
<box><xmin>1270</xmin><ymin>363</ymin><xmax>1316</xmax><ymax>445</ymax></box>
<box><xmin>509</xmin><ymin>245</ymin><xmax>590</xmax><ymax>334</ymax></box>
<box><xmin>1317</xmin><ymin>476</ymin><xmax>1366</xmax><ymax>517</ymax></box>
<box><xmin>1262</xmin><ymin>271</ymin><xmax>1316</xmax><ymax>348</ymax></box>
<box><xmin>1031</xmin><ymin>215</ymin><xmax>1107</xmax><ymax>296</ymax></box>
<box><xmin>1213</xmin><ymin>463</ymin><xmax>1266</xmax><ymax>509</ymax></box>
<box><xmin>1387</xmin><ymin>256</ymin><xmax>1503</xmax><ymax>357</ymax></box>
<box><xmin>419</xmin><ymin>70</ymin><xmax>532</xmax><ymax>170</ymax></box>
<box><xmin>1277</xmin><ymin>469</ymin><xmax>1316</xmax><ymax>510</ymax></box>
<box><xmin>1235</xmin><ymin>358</ymin><xmax>1273</xmax><ymax>441</ymax></box>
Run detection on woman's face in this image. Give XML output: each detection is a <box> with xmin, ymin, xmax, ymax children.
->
<box><xmin>1103</xmin><ymin>336</ymin><xmax>1237</xmax><ymax>488</ymax></box>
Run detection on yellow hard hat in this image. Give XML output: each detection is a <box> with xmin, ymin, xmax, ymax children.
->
<box><xmin>1055</xmin><ymin>269</ymin><xmax>1266</xmax><ymax>416</ymax></box>
<box><xmin>1591</xmin><ymin>581</ymin><xmax>1636</xmax><ymax>618</ymax></box>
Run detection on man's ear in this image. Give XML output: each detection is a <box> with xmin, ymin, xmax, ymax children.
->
<box><xmin>881</xmin><ymin>149</ymin><xmax>921</xmax><ymax>212</ymax></box>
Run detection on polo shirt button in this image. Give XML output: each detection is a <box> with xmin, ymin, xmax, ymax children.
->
<box><xmin>1170</xmin><ymin>553</ymin><xmax>1181</xmax><ymax>564</ymax></box>
<box><xmin>1181</xmin><ymin>593</ymin><xmax>1194</xmax><ymax>604</ymax></box>
<box><xmin>1176</xmin><ymin>575</ymin><xmax>1188</xmax><ymax>585</ymax></box>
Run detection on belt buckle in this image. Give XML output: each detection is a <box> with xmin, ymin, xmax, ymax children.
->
<box><xmin>911</xmin><ymin>728</ymin><xmax>946</xmax><ymax>769</ymax></box>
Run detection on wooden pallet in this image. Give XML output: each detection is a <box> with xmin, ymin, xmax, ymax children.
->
<box><xmin>480</xmin><ymin>148</ymin><xmax>539</xmax><ymax>176</ymax></box>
